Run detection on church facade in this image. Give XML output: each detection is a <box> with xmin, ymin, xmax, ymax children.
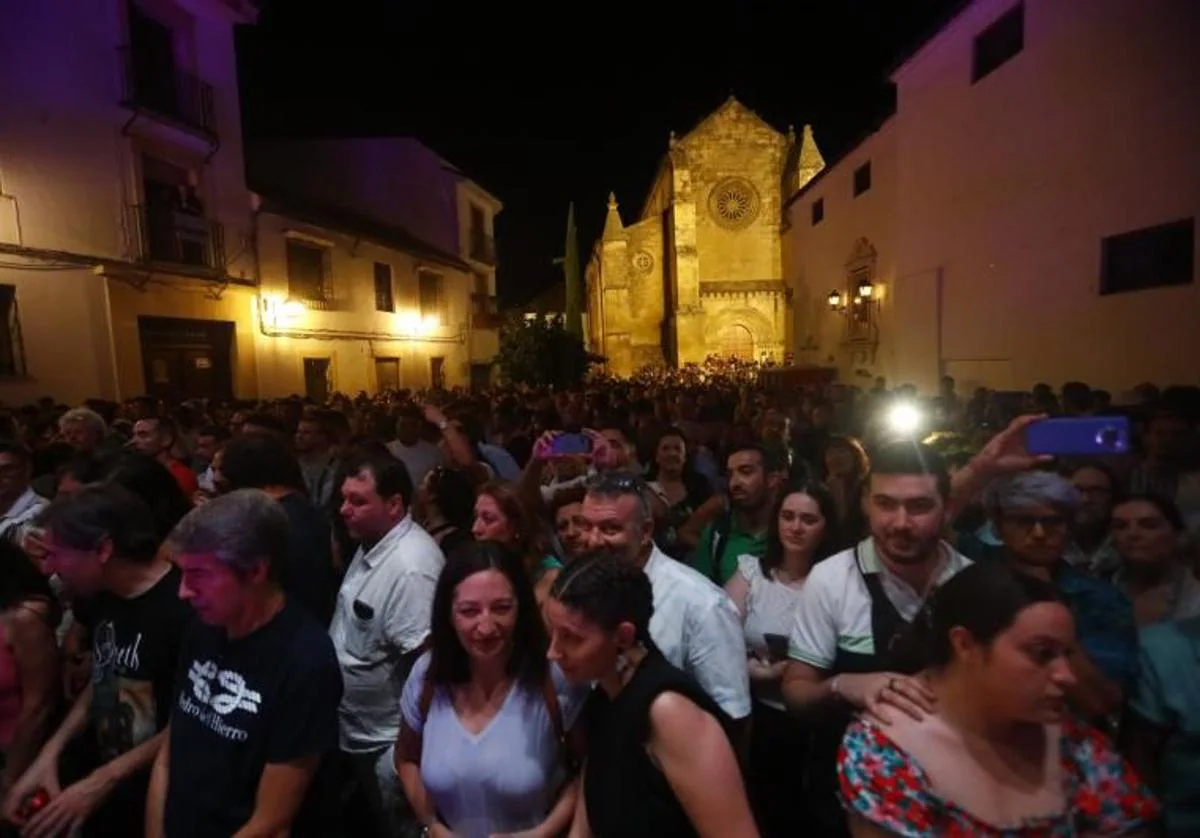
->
<box><xmin>585</xmin><ymin>97</ymin><xmax>824</xmax><ymax>377</ymax></box>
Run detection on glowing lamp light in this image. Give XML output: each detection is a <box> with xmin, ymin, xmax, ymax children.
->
<box><xmin>856</xmin><ymin>278</ymin><xmax>875</xmax><ymax>300</ymax></box>
<box><xmin>827</xmin><ymin>290</ymin><xmax>843</xmax><ymax>310</ymax></box>
<box><xmin>420</xmin><ymin>314</ymin><xmax>441</xmax><ymax>335</ymax></box>
<box><xmin>260</xmin><ymin>295</ymin><xmax>305</xmax><ymax>328</ymax></box>
<box><xmin>886</xmin><ymin>402</ymin><xmax>922</xmax><ymax>436</ymax></box>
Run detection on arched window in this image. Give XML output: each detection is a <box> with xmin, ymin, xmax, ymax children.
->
<box><xmin>717</xmin><ymin>323</ymin><xmax>755</xmax><ymax>360</ymax></box>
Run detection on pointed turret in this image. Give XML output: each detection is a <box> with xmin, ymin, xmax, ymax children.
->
<box><xmin>796</xmin><ymin>124</ymin><xmax>826</xmax><ymax>190</ymax></box>
<box><xmin>602</xmin><ymin>192</ymin><xmax>624</xmax><ymax>241</ymax></box>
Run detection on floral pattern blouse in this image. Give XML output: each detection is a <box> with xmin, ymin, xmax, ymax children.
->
<box><xmin>839</xmin><ymin>716</ymin><xmax>1159</xmax><ymax>836</ymax></box>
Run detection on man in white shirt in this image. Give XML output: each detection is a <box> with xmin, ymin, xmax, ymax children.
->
<box><xmin>0</xmin><ymin>441</ymin><xmax>47</xmax><ymax>547</ymax></box>
<box><xmin>782</xmin><ymin>418</ymin><xmax>1042</xmax><ymax>835</ymax></box>
<box><xmin>579</xmin><ymin>471</ymin><xmax>751</xmax><ymax>730</ymax></box>
<box><xmin>330</xmin><ymin>450</ymin><xmax>443</xmax><ymax>836</ymax></box>
<box><xmin>385</xmin><ymin>407</ymin><xmax>443</xmax><ymax>489</ymax></box>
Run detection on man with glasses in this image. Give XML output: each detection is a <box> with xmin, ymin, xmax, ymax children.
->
<box><xmin>578</xmin><ymin>471</ymin><xmax>751</xmax><ymax>730</ymax></box>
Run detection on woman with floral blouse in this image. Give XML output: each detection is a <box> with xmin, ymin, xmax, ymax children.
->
<box><xmin>839</xmin><ymin>562</ymin><xmax>1158</xmax><ymax>837</ymax></box>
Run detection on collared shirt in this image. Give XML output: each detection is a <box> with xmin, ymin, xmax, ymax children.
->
<box><xmin>0</xmin><ymin>486</ymin><xmax>48</xmax><ymax>545</ymax></box>
<box><xmin>1054</xmin><ymin>562</ymin><xmax>1140</xmax><ymax>690</ymax></box>
<box><xmin>1064</xmin><ymin>534</ymin><xmax>1123</xmax><ymax>579</ymax></box>
<box><xmin>788</xmin><ymin>538</ymin><xmax>972</xmax><ymax>670</ymax></box>
<box><xmin>330</xmin><ymin>515</ymin><xmax>444</xmax><ymax>752</ymax></box>
<box><xmin>643</xmin><ymin>545</ymin><xmax>751</xmax><ymax>719</ymax></box>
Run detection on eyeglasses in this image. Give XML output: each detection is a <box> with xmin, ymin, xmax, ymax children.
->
<box><xmin>1005</xmin><ymin>513</ymin><xmax>1069</xmax><ymax>532</ymax></box>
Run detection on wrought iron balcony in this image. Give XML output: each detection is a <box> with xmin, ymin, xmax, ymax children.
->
<box><xmin>128</xmin><ymin>204</ymin><xmax>225</xmax><ymax>272</ymax></box>
<box><xmin>471</xmin><ymin>292</ymin><xmax>504</xmax><ymax>329</ymax></box>
<box><xmin>120</xmin><ymin>46</ymin><xmax>217</xmax><ymax>137</ymax></box>
<box><xmin>469</xmin><ymin>234</ymin><xmax>496</xmax><ymax>266</ymax></box>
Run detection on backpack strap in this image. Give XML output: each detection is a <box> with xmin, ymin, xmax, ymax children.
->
<box><xmin>708</xmin><ymin>509</ymin><xmax>733</xmax><ymax>585</ymax></box>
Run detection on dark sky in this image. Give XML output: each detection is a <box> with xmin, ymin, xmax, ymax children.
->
<box><xmin>236</xmin><ymin>1</ymin><xmax>962</xmax><ymax>304</ymax></box>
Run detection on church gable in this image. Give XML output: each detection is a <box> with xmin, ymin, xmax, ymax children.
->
<box><xmin>675</xmin><ymin>97</ymin><xmax>790</xmax><ymax>287</ymax></box>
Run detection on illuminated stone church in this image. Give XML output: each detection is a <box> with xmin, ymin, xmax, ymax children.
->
<box><xmin>585</xmin><ymin>96</ymin><xmax>824</xmax><ymax>376</ymax></box>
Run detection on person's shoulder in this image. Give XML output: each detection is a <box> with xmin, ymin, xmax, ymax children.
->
<box><xmin>806</xmin><ymin>547</ymin><xmax>858</xmax><ymax>588</ymax></box>
<box><xmin>652</xmin><ymin>549</ymin><xmax>726</xmax><ymax>600</ymax></box>
<box><xmin>735</xmin><ymin>553</ymin><xmax>761</xmax><ymax>582</ymax></box>
<box><xmin>275</xmin><ymin>603</ymin><xmax>341</xmax><ymax>673</ymax></box>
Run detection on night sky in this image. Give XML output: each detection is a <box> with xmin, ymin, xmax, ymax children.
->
<box><xmin>236</xmin><ymin>1</ymin><xmax>963</xmax><ymax>304</ymax></box>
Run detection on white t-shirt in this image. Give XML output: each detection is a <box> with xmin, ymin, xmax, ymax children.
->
<box><xmin>401</xmin><ymin>652</ymin><xmax>589</xmax><ymax>838</ymax></box>
<box><xmin>736</xmin><ymin>554</ymin><xmax>806</xmax><ymax>710</ymax></box>
<box><xmin>787</xmin><ymin>538</ymin><xmax>971</xmax><ymax>671</ymax></box>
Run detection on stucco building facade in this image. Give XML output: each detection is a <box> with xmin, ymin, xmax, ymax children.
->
<box><xmin>784</xmin><ymin>0</ymin><xmax>1199</xmax><ymax>393</ymax></box>
<box><xmin>0</xmin><ymin>0</ymin><xmax>500</xmax><ymax>406</ymax></box>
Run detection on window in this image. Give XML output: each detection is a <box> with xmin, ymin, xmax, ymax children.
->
<box><xmin>811</xmin><ymin>198</ymin><xmax>824</xmax><ymax>226</ymax></box>
<box><xmin>1100</xmin><ymin>218</ymin><xmax>1194</xmax><ymax>296</ymax></box>
<box><xmin>418</xmin><ymin>271</ymin><xmax>445</xmax><ymax>320</ymax></box>
<box><xmin>373</xmin><ymin>262</ymin><xmax>394</xmax><ymax>312</ymax></box>
<box><xmin>853</xmin><ymin>162</ymin><xmax>872</xmax><ymax>197</ymax></box>
<box><xmin>286</xmin><ymin>240</ymin><xmax>329</xmax><ymax>302</ymax></box>
<box><xmin>972</xmin><ymin>3</ymin><xmax>1024</xmax><ymax>83</ymax></box>
<box><xmin>0</xmin><ymin>285</ymin><xmax>27</xmax><ymax>376</ymax></box>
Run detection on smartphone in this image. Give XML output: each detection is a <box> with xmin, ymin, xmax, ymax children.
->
<box><xmin>1024</xmin><ymin>416</ymin><xmax>1132</xmax><ymax>457</ymax></box>
<box><xmin>763</xmin><ymin>633</ymin><xmax>789</xmax><ymax>662</ymax></box>
<box><xmin>551</xmin><ymin>433</ymin><xmax>592</xmax><ymax>457</ymax></box>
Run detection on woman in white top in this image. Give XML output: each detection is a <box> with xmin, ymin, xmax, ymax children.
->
<box><xmin>395</xmin><ymin>541</ymin><xmax>589</xmax><ymax>838</ymax></box>
<box><xmin>725</xmin><ymin>477</ymin><xmax>841</xmax><ymax>837</ymax></box>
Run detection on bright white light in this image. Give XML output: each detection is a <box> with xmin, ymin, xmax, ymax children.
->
<box><xmin>887</xmin><ymin>402</ymin><xmax>922</xmax><ymax>435</ymax></box>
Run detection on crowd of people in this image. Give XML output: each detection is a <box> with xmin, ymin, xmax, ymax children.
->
<box><xmin>0</xmin><ymin>366</ymin><xmax>1196</xmax><ymax>837</ymax></box>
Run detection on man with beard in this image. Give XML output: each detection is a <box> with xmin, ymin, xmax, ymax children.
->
<box><xmin>781</xmin><ymin>415</ymin><xmax>1042</xmax><ymax>835</ymax></box>
<box><xmin>689</xmin><ymin>444</ymin><xmax>785</xmax><ymax>585</ymax></box>
<box><xmin>781</xmin><ymin>441</ymin><xmax>970</xmax><ymax>834</ymax></box>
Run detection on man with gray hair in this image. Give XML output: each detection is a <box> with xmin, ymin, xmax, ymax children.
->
<box><xmin>985</xmin><ymin>469</ymin><xmax>1138</xmax><ymax>720</ymax></box>
<box><xmin>578</xmin><ymin>470</ymin><xmax>752</xmax><ymax>733</ymax></box>
<box><xmin>146</xmin><ymin>490</ymin><xmax>342</xmax><ymax>838</ymax></box>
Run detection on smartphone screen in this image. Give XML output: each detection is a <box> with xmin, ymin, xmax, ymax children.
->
<box><xmin>1024</xmin><ymin>416</ymin><xmax>1132</xmax><ymax>457</ymax></box>
<box><xmin>551</xmin><ymin>433</ymin><xmax>592</xmax><ymax>456</ymax></box>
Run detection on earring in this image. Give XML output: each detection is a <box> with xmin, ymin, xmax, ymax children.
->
<box><xmin>615</xmin><ymin>651</ymin><xmax>630</xmax><ymax>675</ymax></box>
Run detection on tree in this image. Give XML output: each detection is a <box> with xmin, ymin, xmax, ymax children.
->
<box><xmin>496</xmin><ymin>315</ymin><xmax>602</xmax><ymax>389</ymax></box>
<box><xmin>562</xmin><ymin>202</ymin><xmax>583</xmax><ymax>338</ymax></box>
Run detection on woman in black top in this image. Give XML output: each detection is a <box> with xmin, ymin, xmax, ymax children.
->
<box><xmin>545</xmin><ymin>551</ymin><xmax>759</xmax><ymax>838</ymax></box>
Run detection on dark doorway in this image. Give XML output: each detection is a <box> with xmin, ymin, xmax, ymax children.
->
<box><xmin>375</xmin><ymin>357</ymin><xmax>400</xmax><ymax>392</ymax></box>
<box><xmin>429</xmin><ymin>357</ymin><xmax>445</xmax><ymax>390</ymax></box>
<box><xmin>469</xmin><ymin>363</ymin><xmax>491</xmax><ymax>392</ymax></box>
<box><xmin>303</xmin><ymin>358</ymin><xmax>331</xmax><ymax>403</ymax></box>
<box><xmin>138</xmin><ymin>316</ymin><xmax>234</xmax><ymax>402</ymax></box>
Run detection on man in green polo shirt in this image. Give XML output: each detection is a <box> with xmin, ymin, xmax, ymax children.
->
<box><xmin>690</xmin><ymin>443</ymin><xmax>785</xmax><ymax>584</ymax></box>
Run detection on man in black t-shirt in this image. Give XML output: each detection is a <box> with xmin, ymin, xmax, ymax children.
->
<box><xmin>2</xmin><ymin>485</ymin><xmax>191</xmax><ymax>838</ymax></box>
<box><xmin>147</xmin><ymin>489</ymin><xmax>342</xmax><ymax>838</ymax></box>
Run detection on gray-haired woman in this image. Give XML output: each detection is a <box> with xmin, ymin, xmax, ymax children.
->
<box><xmin>986</xmin><ymin>470</ymin><xmax>1139</xmax><ymax>721</ymax></box>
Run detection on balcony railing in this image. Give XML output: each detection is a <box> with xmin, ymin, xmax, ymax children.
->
<box><xmin>128</xmin><ymin>204</ymin><xmax>225</xmax><ymax>272</ymax></box>
<box><xmin>471</xmin><ymin>292</ymin><xmax>504</xmax><ymax>329</ymax></box>
<box><xmin>469</xmin><ymin>234</ymin><xmax>496</xmax><ymax>266</ymax></box>
<box><xmin>120</xmin><ymin>46</ymin><xmax>217</xmax><ymax>137</ymax></box>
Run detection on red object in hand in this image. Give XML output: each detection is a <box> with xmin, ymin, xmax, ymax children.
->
<box><xmin>17</xmin><ymin>789</ymin><xmax>50</xmax><ymax>820</ymax></box>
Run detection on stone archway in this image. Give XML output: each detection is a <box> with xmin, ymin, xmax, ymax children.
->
<box><xmin>705</xmin><ymin>306</ymin><xmax>779</xmax><ymax>362</ymax></box>
<box><xmin>717</xmin><ymin>323</ymin><xmax>755</xmax><ymax>359</ymax></box>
